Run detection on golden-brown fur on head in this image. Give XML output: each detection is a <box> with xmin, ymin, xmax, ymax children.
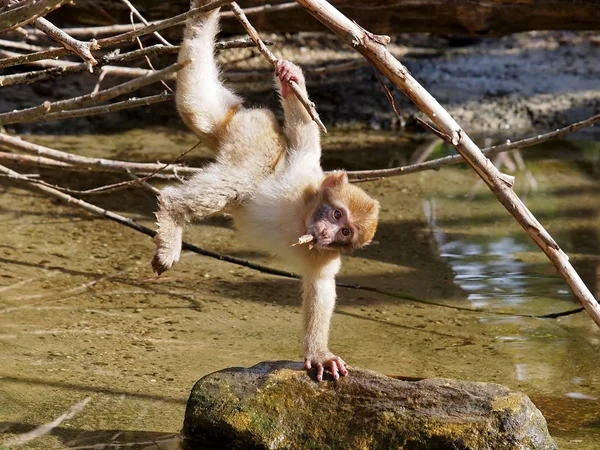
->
<box><xmin>320</xmin><ymin>171</ymin><xmax>380</xmax><ymax>250</ymax></box>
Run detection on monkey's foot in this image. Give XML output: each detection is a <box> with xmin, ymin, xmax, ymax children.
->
<box><xmin>275</xmin><ymin>59</ymin><xmax>300</xmax><ymax>98</ymax></box>
<box><xmin>151</xmin><ymin>219</ymin><xmax>183</xmax><ymax>275</ymax></box>
<box><xmin>304</xmin><ymin>352</ymin><xmax>348</xmax><ymax>381</ymax></box>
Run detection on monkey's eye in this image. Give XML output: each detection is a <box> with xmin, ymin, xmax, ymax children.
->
<box><xmin>333</xmin><ymin>209</ymin><xmax>342</xmax><ymax>220</ymax></box>
<box><xmin>341</xmin><ymin>228</ymin><xmax>351</xmax><ymax>237</ymax></box>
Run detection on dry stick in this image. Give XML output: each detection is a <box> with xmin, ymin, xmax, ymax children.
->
<box><xmin>0</xmin><ymin>0</ymin><xmax>66</xmax><ymax>32</ymax></box>
<box><xmin>2</xmin><ymin>162</ymin><xmax>580</xmax><ymax>319</ymax></box>
<box><xmin>297</xmin><ymin>0</ymin><xmax>600</xmax><ymax>327</ymax></box>
<box><xmin>0</xmin><ymin>37</ymin><xmax>269</xmax><ymax>70</ymax></box>
<box><xmin>0</xmin><ymin>0</ymin><xmax>232</xmax><ymax>69</ymax></box>
<box><xmin>36</xmin><ymin>92</ymin><xmax>173</xmax><ymax>122</ymax></box>
<box><xmin>59</xmin><ymin>2</ymin><xmax>299</xmax><ymax>37</ymax></box>
<box><xmin>0</xmin><ymin>151</ymin><xmax>179</xmax><ymax>179</ymax></box>
<box><xmin>0</xmin><ymin>37</ymin><xmax>46</xmax><ymax>51</ymax></box>
<box><xmin>0</xmin><ymin>48</ymin><xmax>157</xmax><ymax>86</ymax></box>
<box><xmin>0</xmin><ymin>133</ymin><xmax>200</xmax><ymax>174</ymax></box>
<box><xmin>346</xmin><ymin>113</ymin><xmax>600</xmax><ymax>180</ymax></box>
<box><xmin>0</xmin><ymin>60</ymin><xmax>187</xmax><ymax>124</ymax></box>
<box><xmin>7</xmin><ymin>140</ymin><xmax>201</xmax><ymax>196</ymax></box>
<box><xmin>32</xmin><ymin>17</ymin><xmax>99</xmax><ymax>69</ymax></box>
<box><xmin>119</xmin><ymin>0</ymin><xmax>171</xmax><ymax>47</ymax></box>
<box><xmin>228</xmin><ymin>1</ymin><xmax>327</xmax><ymax>133</ymax></box>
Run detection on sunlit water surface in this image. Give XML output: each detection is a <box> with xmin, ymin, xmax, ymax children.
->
<box><xmin>0</xmin><ymin>130</ymin><xmax>598</xmax><ymax>449</ymax></box>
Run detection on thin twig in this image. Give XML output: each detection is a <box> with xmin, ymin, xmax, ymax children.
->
<box><xmin>35</xmin><ymin>92</ymin><xmax>173</xmax><ymax>122</ymax></box>
<box><xmin>0</xmin><ymin>37</ymin><xmax>269</xmax><ymax>70</ymax></box>
<box><xmin>0</xmin><ymin>37</ymin><xmax>46</xmax><ymax>52</ymax></box>
<box><xmin>347</xmin><ymin>113</ymin><xmax>600</xmax><ymax>180</ymax></box>
<box><xmin>0</xmin><ymin>0</ymin><xmax>67</xmax><ymax>32</ymax></box>
<box><xmin>228</xmin><ymin>1</ymin><xmax>327</xmax><ymax>133</ymax></box>
<box><xmin>0</xmin><ymin>60</ymin><xmax>188</xmax><ymax>124</ymax></box>
<box><xmin>119</xmin><ymin>0</ymin><xmax>172</xmax><ymax>47</ymax></box>
<box><xmin>32</xmin><ymin>16</ymin><xmax>98</xmax><ymax>69</ymax></box>
<box><xmin>0</xmin><ymin>151</ymin><xmax>179</xmax><ymax>179</ymax></box>
<box><xmin>0</xmin><ymin>132</ymin><xmax>200</xmax><ymax>174</ymax></box>
<box><xmin>0</xmin><ymin>0</ymin><xmax>231</xmax><ymax>69</ymax></box>
<box><xmin>58</xmin><ymin>2</ymin><xmax>299</xmax><ymax>37</ymax></box>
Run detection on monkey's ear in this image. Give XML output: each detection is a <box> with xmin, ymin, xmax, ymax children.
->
<box><xmin>321</xmin><ymin>171</ymin><xmax>348</xmax><ymax>190</ymax></box>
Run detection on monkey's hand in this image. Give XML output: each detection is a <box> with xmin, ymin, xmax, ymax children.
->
<box><xmin>304</xmin><ymin>351</ymin><xmax>348</xmax><ymax>381</ymax></box>
<box><xmin>275</xmin><ymin>59</ymin><xmax>304</xmax><ymax>98</ymax></box>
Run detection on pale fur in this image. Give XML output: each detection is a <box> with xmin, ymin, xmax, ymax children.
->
<box><xmin>153</xmin><ymin>0</ymin><xmax>376</xmax><ymax>375</ymax></box>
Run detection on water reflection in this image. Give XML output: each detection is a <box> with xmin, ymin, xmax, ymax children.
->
<box><xmin>424</xmin><ymin>194</ymin><xmax>599</xmax><ymax>313</ymax></box>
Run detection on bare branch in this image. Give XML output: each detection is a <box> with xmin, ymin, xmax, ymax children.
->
<box><xmin>119</xmin><ymin>0</ymin><xmax>171</xmax><ymax>47</ymax></box>
<box><xmin>35</xmin><ymin>91</ymin><xmax>173</xmax><ymax>122</ymax></box>
<box><xmin>0</xmin><ymin>0</ymin><xmax>230</xmax><ymax>69</ymax></box>
<box><xmin>0</xmin><ymin>37</ymin><xmax>46</xmax><ymax>51</ymax></box>
<box><xmin>0</xmin><ymin>0</ymin><xmax>67</xmax><ymax>32</ymax></box>
<box><xmin>297</xmin><ymin>0</ymin><xmax>600</xmax><ymax>327</ymax></box>
<box><xmin>228</xmin><ymin>1</ymin><xmax>327</xmax><ymax>133</ymax></box>
<box><xmin>58</xmin><ymin>2</ymin><xmax>299</xmax><ymax>37</ymax></box>
<box><xmin>0</xmin><ymin>60</ymin><xmax>188</xmax><ymax>124</ymax></box>
<box><xmin>347</xmin><ymin>113</ymin><xmax>600</xmax><ymax>180</ymax></box>
<box><xmin>0</xmin><ymin>132</ymin><xmax>200</xmax><ymax>175</ymax></box>
<box><xmin>0</xmin><ymin>36</ymin><xmax>267</xmax><ymax>70</ymax></box>
<box><xmin>0</xmin><ymin>151</ymin><xmax>179</xmax><ymax>179</ymax></box>
<box><xmin>32</xmin><ymin>17</ymin><xmax>98</xmax><ymax>69</ymax></box>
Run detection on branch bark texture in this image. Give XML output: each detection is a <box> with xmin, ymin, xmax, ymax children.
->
<box><xmin>296</xmin><ymin>0</ymin><xmax>600</xmax><ymax>327</ymax></box>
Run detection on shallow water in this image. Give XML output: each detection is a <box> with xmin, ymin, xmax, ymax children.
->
<box><xmin>0</xmin><ymin>129</ymin><xmax>599</xmax><ymax>449</ymax></box>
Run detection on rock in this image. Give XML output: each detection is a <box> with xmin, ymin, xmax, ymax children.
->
<box><xmin>182</xmin><ymin>360</ymin><xmax>556</xmax><ymax>450</ymax></box>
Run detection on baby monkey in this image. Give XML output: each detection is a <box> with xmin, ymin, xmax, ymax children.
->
<box><xmin>152</xmin><ymin>0</ymin><xmax>380</xmax><ymax>381</ymax></box>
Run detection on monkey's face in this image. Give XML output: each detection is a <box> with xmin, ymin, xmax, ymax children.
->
<box><xmin>304</xmin><ymin>171</ymin><xmax>380</xmax><ymax>252</ymax></box>
<box><xmin>306</xmin><ymin>203</ymin><xmax>355</xmax><ymax>250</ymax></box>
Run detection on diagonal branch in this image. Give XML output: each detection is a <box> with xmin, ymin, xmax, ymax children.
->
<box><xmin>32</xmin><ymin>16</ymin><xmax>98</xmax><ymax>69</ymax></box>
<box><xmin>297</xmin><ymin>0</ymin><xmax>600</xmax><ymax>327</ymax></box>
<box><xmin>228</xmin><ymin>1</ymin><xmax>327</xmax><ymax>133</ymax></box>
<box><xmin>0</xmin><ymin>0</ymin><xmax>67</xmax><ymax>32</ymax></box>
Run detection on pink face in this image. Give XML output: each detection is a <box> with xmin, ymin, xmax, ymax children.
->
<box><xmin>306</xmin><ymin>203</ymin><xmax>354</xmax><ymax>250</ymax></box>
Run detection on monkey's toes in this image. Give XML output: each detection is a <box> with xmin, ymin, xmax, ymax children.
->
<box><xmin>151</xmin><ymin>253</ymin><xmax>169</xmax><ymax>275</ymax></box>
<box><xmin>305</xmin><ymin>354</ymin><xmax>348</xmax><ymax>381</ymax></box>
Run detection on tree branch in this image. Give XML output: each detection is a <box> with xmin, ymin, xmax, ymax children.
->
<box><xmin>297</xmin><ymin>0</ymin><xmax>600</xmax><ymax>327</ymax></box>
<box><xmin>347</xmin><ymin>113</ymin><xmax>600</xmax><ymax>180</ymax></box>
<box><xmin>0</xmin><ymin>0</ymin><xmax>67</xmax><ymax>32</ymax></box>
<box><xmin>0</xmin><ymin>132</ymin><xmax>200</xmax><ymax>175</ymax></box>
<box><xmin>32</xmin><ymin>16</ymin><xmax>98</xmax><ymax>69</ymax></box>
<box><xmin>228</xmin><ymin>1</ymin><xmax>327</xmax><ymax>133</ymax></box>
<box><xmin>0</xmin><ymin>60</ymin><xmax>188</xmax><ymax>124</ymax></box>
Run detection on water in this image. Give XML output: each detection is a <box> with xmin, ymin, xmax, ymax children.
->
<box><xmin>0</xmin><ymin>130</ymin><xmax>598</xmax><ymax>449</ymax></box>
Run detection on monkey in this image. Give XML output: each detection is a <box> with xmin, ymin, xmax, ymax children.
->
<box><xmin>152</xmin><ymin>0</ymin><xmax>380</xmax><ymax>381</ymax></box>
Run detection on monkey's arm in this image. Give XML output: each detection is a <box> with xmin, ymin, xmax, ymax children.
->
<box><xmin>275</xmin><ymin>60</ymin><xmax>320</xmax><ymax>154</ymax></box>
<box><xmin>301</xmin><ymin>256</ymin><xmax>348</xmax><ymax>381</ymax></box>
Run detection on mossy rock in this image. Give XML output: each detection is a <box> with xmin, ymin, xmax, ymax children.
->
<box><xmin>182</xmin><ymin>360</ymin><xmax>556</xmax><ymax>450</ymax></box>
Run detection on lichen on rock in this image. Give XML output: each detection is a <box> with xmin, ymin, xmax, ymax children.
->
<box><xmin>182</xmin><ymin>361</ymin><xmax>556</xmax><ymax>449</ymax></box>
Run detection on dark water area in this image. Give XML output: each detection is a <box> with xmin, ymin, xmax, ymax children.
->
<box><xmin>0</xmin><ymin>129</ymin><xmax>599</xmax><ymax>449</ymax></box>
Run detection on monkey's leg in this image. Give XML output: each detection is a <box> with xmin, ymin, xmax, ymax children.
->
<box><xmin>152</xmin><ymin>165</ymin><xmax>247</xmax><ymax>275</ymax></box>
<box><xmin>301</xmin><ymin>259</ymin><xmax>348</xmax><ymax>381</ymax></box>
<box><xmin>177</xmin><ymin>1</ymin><xmax>242</xmax><ymax>144</ymax></box>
